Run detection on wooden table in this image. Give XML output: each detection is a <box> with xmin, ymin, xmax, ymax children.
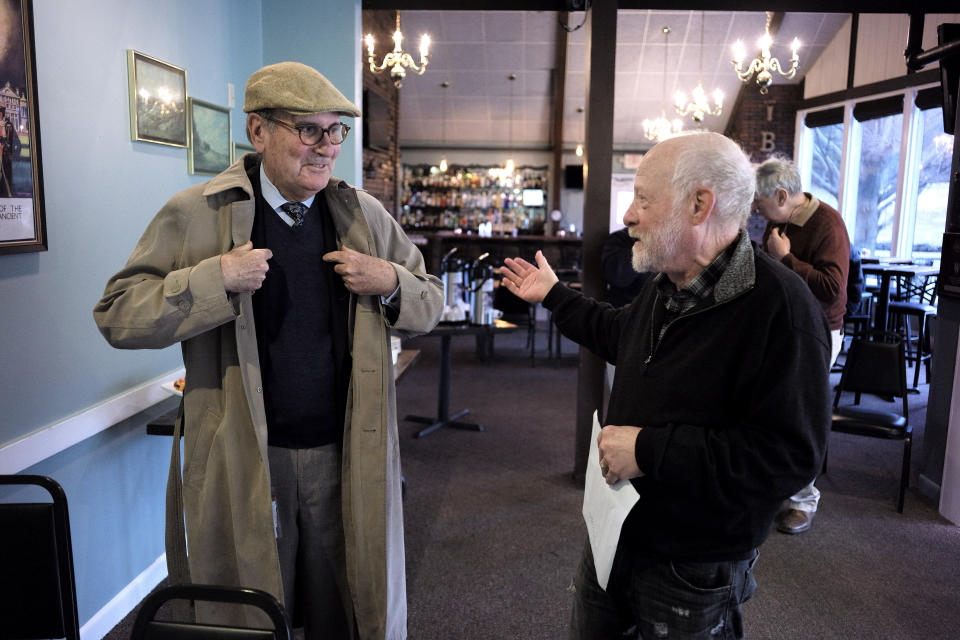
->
<box><xmin>148</xmin><ymin>349</ymin><xmax>422</xmax><ymax>437</ymax></box>
<box><xmin>861</xmin><ymin>264</ymin><xmax>940</xmax><ymax>333</ymax></box>
<box><xmin>405</xmin><ymin>319</ymin><xmax>518</xmax><ymax>438</ymax></box>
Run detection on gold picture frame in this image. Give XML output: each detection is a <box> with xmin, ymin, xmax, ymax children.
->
<box><xmin>188</xmin><ymin>98</ymin><xmax>231</xmax><ymax>176</ymax></box>
<box><xmin>231</xmin><ymin>141</ymin><xmax>256</xmax><ymax>163</ymax></box>
<box><xmin>127</xmin><ymin>50</ymin><xmax>187</xmax><ymax>147</ymax></box>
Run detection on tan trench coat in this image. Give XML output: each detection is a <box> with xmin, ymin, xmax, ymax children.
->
<box><xmin>94</xmin><ymin>156</ymin><xmax>442</xmax><ymax>639</ymax></box>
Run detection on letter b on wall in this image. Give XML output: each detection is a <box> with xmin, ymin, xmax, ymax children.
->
<box><xmin>760</xmin><ymin>131</ymin><xmax>776</xmax><ymax>152</ymax></box>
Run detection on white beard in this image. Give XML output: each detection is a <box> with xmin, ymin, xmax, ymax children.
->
<box><xmin>631</xmin><ymin>211</ymin><xmax>687</xmax><ymax>274</ymax></box>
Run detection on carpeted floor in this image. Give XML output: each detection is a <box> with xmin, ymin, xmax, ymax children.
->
<box><xmin>104</xmin><ymin>324</ymin><xmax>960</xmax><ymax>639</ymax></box>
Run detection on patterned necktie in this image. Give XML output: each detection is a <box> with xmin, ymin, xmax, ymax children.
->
<box><xmin>280</xmin><ymin>201</ymin><xmax>307</xmax><ymax>228</ymax></box>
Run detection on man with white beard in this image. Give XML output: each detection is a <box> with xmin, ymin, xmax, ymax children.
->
<box><xmin>499</xmin><ymin>132</ymin><xmax>830</xmax><ymax>640</ymax></box>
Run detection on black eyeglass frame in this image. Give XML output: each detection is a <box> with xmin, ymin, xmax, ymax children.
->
<box><xmin>260</xmin><ymin>114</ymin><xmax>350</xmax><ymax>146</ymax></box>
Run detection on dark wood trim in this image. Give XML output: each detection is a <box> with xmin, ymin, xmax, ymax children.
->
<box><xmin>363</xmin><ymin>1</ymin><xmax>960</xmax><ymax>11</ymax></box>
<box><xmin>798</xmin><ymin>68</ymin><xmax>940</xmax><ymax>110</ymax></box>
<box><xmin>550</xmin><ymin>12</ymin><xmax>569</xmax><ymax>229</ymax></box>
<box><xmin>573</xmin><ymin>0</ymin><xmax>616</xmax><ymax>483</ymax></box>
<box><xmin>847</xmin><ymin>13</ymin><xmax>858</xmax><ymax>89</ymax></box>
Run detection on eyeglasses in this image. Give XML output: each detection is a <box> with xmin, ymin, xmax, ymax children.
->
<box><xmin>261</xmin><ymin>115</ymin><xmax>350</xmax><ymax>146</ymax></box>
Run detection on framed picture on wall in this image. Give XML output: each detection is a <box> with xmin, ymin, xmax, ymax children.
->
<box><xmin>188</xmin><ymin>98</ymin><xmax>231</xmax><ymax>176</ymax></box>
<box><xmin>127</xmin><ymin>49</ymin><xmax>187</xmax><ymax>148</ymax></box>
<box><xmin>232</xmin><ymin>141</ymin><xmax>256</xmax><ymax>163</ymax></box>
<box><xmin>0</xmin><ymin>0</ymin><xmax>47</xmax><ymax>255</ymax></box>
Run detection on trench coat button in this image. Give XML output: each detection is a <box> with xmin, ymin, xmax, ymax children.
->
<box><xmin>239</xmin><ymin>322</ymin><xmax>246</xmax><ymax>330</ymax></box>
<box><xmin>177</xmin><ymin>300</ymin><xmax>190</xmax><ymax>313</ymax></box>
<box><xmin>256</xmin><ymin>386</ymin><xmax>262</xmax><ymax>393</ymax></box>
<box><xmin>420</xmin><ymin>290</ymin><xmax>426</xmax><ymax>299</ymax></box>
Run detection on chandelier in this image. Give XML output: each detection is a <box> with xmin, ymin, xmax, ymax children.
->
<box><xmin>675</xmin><ymin>12</ymin><xmax>723</xmax><ymax>123</ymax></box>
<box><xmin>365</xmin><ymin>10</ymin><xmax>430</xmax><ymax>88</ymax></box>
<box><xmin>643</xmin><ymin>26</ymin><xmax>683</xmax><ymax>142</ymax></box>
<box><xmin>732</xmin><ymin>11</ymin><xmax>800</xmax><ymax>95</ymax></box>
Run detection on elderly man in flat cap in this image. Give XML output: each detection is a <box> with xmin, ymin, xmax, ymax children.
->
<box><xmin>95</xmin><ymin>61</ymin><xmax>442</xmax><ymax>639</ymax></box>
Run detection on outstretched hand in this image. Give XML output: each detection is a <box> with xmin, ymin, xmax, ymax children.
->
<box><xmin>498</xmin><ymin>250</ymin><xmax>559</xmax><ymax>304</ymax></box>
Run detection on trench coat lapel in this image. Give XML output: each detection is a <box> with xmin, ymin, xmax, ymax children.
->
<box><xmin>325</xmin><ymin>180</ymin><xmax>405</xmax><ymax>639</ymax></box>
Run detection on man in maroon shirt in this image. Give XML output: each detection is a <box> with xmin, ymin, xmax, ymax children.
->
<box><xmin>754</xmin><ymin>157</ymin><xmax>850</xmax><ymax>535</ymax></box>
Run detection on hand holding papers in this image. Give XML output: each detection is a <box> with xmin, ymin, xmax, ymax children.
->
<box><xmin>582</xmin><ymin>411</ymin><xmax>640</xmax><ymax>590</ymax></box>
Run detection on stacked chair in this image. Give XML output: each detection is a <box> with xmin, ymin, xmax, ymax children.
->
<box><xmin>131</xmin><ymin>583</ymin><xmax>290</xmax><ymax>639</ymax></box>
<box><xmin>887</xmin><ymin>272</ymin><xmax>938</xmax><ymax>389</ymax></box>
<box><xmin>824</xmin><ymin>331</ymin><xmax>912</xmax><ymax>512</ymax></box>
<box><xmin>0</xmin><ymin>474</ymin><xmax>80</xmax><ymax>640</ymax></box>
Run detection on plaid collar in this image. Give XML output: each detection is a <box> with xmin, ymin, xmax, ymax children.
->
<box><xmin>656</xmin><ymin>239</ymin><xmax>737</xmax><ymax>315</ymax></box>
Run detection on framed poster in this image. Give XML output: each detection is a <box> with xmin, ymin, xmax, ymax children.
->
<box><xmin>127</xmin><ymin>49</ymin><xmax>187</xmax><ymax>147</ymax></box>
<box><xmin>188</xmin><ymin>98</ymin><xmax>231</xmax><ymax>176</ymax></box>
<box><xmin>0</xmin><ymin>0</ymin><xmax>46</xmax><ymax>254</ymax></box>
<box><xmin>231</xmin><ymin>141</ymin><xmax>256</xmax><ymax>163</ymax></box>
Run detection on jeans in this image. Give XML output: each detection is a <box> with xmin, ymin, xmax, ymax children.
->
<box><xmin>570</xmin><ymin>542</ymin><xmax>758</xmax><ymax>640</ymax></box>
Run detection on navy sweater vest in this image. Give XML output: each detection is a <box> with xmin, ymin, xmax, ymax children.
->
<box><xmin>249</xmin><ymin>169</ymin><xmax>349</xmax><ymax>448</ymax></box>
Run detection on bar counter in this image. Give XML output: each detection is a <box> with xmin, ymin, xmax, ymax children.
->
<box><xmin>406</xmin><ymin>230</ymin><xmax>584</xmax><ymax>275</ymax></box>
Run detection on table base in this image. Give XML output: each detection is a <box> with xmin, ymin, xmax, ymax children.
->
<box><xmin>406</xmin><ymin>409</ymin><xmax>484</xmax><ymax>438</ymax></box>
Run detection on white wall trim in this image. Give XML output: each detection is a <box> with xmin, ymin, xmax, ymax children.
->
<box><xmin>0</xmin><ymin>367</ymin><xmax>185</xmax><ymax>474</ymax></box>
<box><xmin>80</xmin><ymin>553</ymin><xmax>167</xmax><ymax>639</ymax></box>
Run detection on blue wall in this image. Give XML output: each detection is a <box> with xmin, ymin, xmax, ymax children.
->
<box><xmin>262</xmin><ymin>0</ymin><xmax>363</xmax><ymax>186</ymax></box>
<box><xmin>0</xmin><ymin>0</ymin><xmax>361</xmax><ymax>628</ymax></box>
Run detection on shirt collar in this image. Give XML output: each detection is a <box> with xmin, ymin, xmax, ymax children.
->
<box><xmin>259</xmin><ymin>163</ymin><xmax>317</xmax><ymax>226</ymax></box>
<box><xmin>788</xmin><ymin>192</ymin><xmax>819</xmax><ymax>228</ymax></box>
<box><xmin>656</xmin><ymin>237</ymin><xmax>737</xmax><ymax>313</ymax></box>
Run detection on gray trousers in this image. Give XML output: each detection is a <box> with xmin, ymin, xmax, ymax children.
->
<box><xmin>268</xmin><ymin>444</ymin><xmax>353</xmax><ymax>639</ymax></box>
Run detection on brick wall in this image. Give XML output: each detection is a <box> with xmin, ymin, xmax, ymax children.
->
<box><xmin>361</xmin><ymin>10</ymin><xmax>401</xmax><ymax>218</ymax></box>
<box><xmin>726</xmin><ymin>82</ymin><xmax>804</xmax><ymax>163</ymax></box>
<box><xmin>726</xmin><ymin>82</ymin><xmax>804</xmax><ymax>241</ymax></box>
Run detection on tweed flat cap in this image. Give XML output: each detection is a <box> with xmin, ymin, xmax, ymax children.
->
<box><xmin>243</xmin><ymin>61</ymin><xmax>361</xmax><ymax>117</ymax></box>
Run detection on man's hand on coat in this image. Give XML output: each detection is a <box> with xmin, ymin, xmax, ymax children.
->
<box><xmin>498</xmin><ymin>250</ymin><xmax>559</xmax><ymax>303</ymax></box>
<box><xmin>598</xmin><ymin>425</ymin><xmax>644</xmax><ymax>485</ymax></box>
<box><xmin>766</xmin><ymin>227</ymin><xmax>791</xmax><ymax>260</ymax></box>
<box><xmin>323</xmin><ymin>246</ymin><xmax>399</xmax><ymax>296</ymax></box>
<box><xmin>221</xmin><ymin>241</ymin><xmax>272</xmax><ymax>293</ymax></box>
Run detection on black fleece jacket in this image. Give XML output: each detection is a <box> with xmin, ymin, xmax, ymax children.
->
<box><xmin>545</xmin><ymin>231</ymin><xmax>831</xmax><ymax>562</ymax></box>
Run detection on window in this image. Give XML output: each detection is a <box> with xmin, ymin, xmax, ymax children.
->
<box><xmin>911</xmin><ymin>107</ymin><xmax>953</xmax><ymax>263</ymax></box>
<box><xmin>852</xmin><ymin>110</ymin><xmax>902</xmax><ymax>257</ymax></box>
<box><xmin>808</xmin><ymin>123</ymin><xmax>843</xmax><ymax>210</ymax></box>
<box><xmin>797</xmin><ymin>85</ymin><xmax>954</xmax><ymax>264</ymax></box>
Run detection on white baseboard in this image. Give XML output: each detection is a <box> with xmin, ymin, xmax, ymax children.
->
<box><xmin>81</xmin><ymin>553</ymin><xmax>167</xmax><ymax>639</ymax></box>
<box><xmin>0</xmin><ymin>367</ymin><xmax>184</xmax><ymax>474</ymax></box>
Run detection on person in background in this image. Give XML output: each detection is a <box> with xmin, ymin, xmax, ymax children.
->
<box><xmin>94</xmin><ymin>61</ymin><xmax>443</xmax><ymax>638</ymax></box>
<box><xmin>601</xmin><ymin>226</ymin><xmax>650</xmax><ymax>308</ymax></box>
<box><xmin>499</xmin><ymin>132</ymin><xmax>830</xmax><ymax>640</ymax></box>
<box><xmin>753</xmin><ymin>157</ymin><xmax>850</xmax><ymax>535</ymax></box>
<box><xmin>0</xmin><ymin>105</ymin><xmax>15</xmax><ymax>196</ymax></box>
<box><xmin>846</xmin><ymin>244</ymin><xmax>866</xmax><ymax>316</ymax></box>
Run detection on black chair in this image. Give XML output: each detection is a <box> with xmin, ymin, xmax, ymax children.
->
<box><xmin>131</xmin><ymin>583</ymin><xmax>291</xmax><ymax>639</ymax></box>
<box><xmin>845</xmin><ymin>291</ymin><xmax>875</xmax><ymax>339</ymax></box>
<box><xmin>834</xmin><ymin>292</ymin><xmax>875</xmax><ymax>372</ymax></box>
<box><xmin>824</xmin><ymin>332</ymin><xmax>911</xmax><ymax>513</ymax></box>
<box><xmin>0</xmin><ymin>474</ymin><xmax>80</xmax><ymax>640</ymax></box>
<box><xmin>887</xmin><ymin>273</ymin><xmax>937</xmax><ymax>388</ymax></box>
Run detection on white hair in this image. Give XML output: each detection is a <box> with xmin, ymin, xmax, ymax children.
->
<box><xmin>669</xmin><ymin>132</ymin><xmax>755</xmax><ymax>229</ymax></box>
